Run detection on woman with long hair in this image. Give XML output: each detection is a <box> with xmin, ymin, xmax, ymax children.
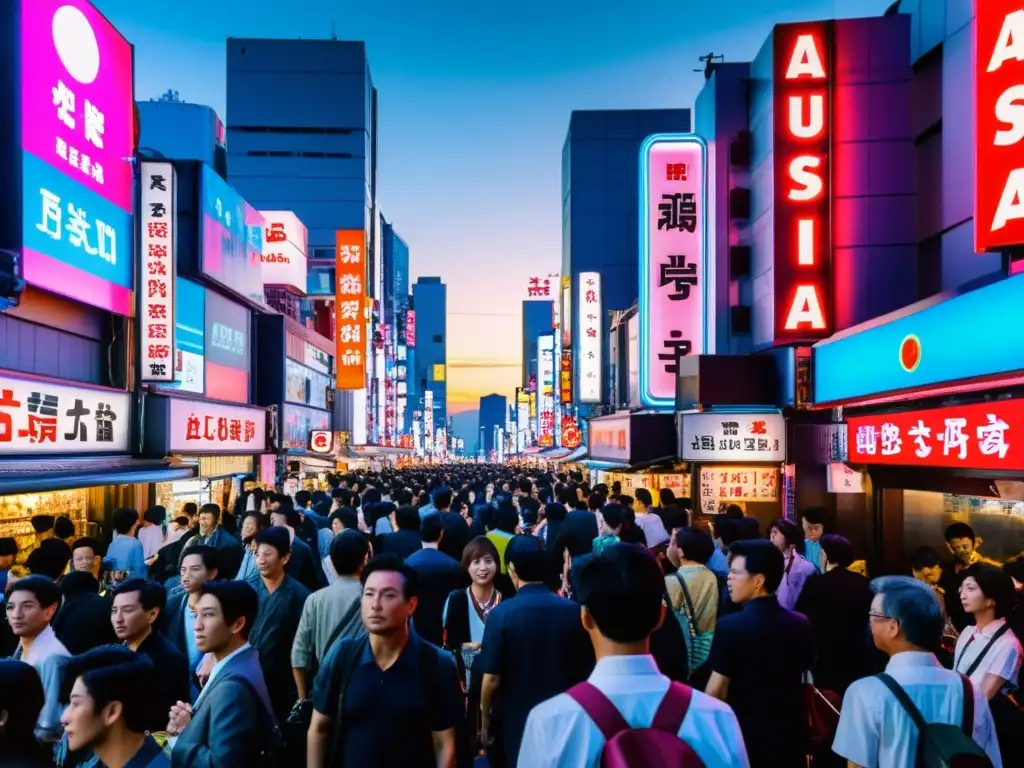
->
<box><xmin>0</xmin><ymin>660</ymin><xmax>51</xmax><ymax>767</ymax></box>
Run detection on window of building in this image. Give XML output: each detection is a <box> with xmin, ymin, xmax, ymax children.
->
<box><xmin>432</xmin><ymin>334</ymin><xmax>443</xmax><ymax>343</ymax></box>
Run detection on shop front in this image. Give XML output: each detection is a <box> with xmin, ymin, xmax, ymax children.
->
<box><xmin>142</xmin><ymin>394</ymin><xmax>269</xmax><ymax>518</ymax></box>
<box><xmin>679</xmin><ymin>411</ymin><xmax>786</xmax><ymax>531</ymax></box>
<box><xmin>813</xmin><ymin>273</ymin><xmax>1024</xmax><ymax>573</ymax></box>
<box><xmin>586</xmin><ymin>411</ymin><xmax>682</xmax><ymax>492</ymax></box>
<box><xmin>0</xmin><ymin>374</ymin><xmax>194</xmax><ymax>560</ymax></box>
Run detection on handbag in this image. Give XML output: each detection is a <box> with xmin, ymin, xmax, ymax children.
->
<box><xmin>803</xmin><ymin>671</ymin><xmax>841</xmax><ymax>751</ymax></box>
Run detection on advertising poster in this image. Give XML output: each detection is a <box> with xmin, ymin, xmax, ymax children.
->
<box><xmin>200</xmin><ymin>166</ymin><xmax>264</xmax><ymax>304</ymax></box>
<box><xmin>140</xmin><ymin>163</ymin><xmax>176</xmax><ymax>382</ymax></box>
<box><xmin>577</xmin><ymin>272</ymin><xmax>602</xmax><ymax>403</ymax></box>
<box><xmin>260</xmin><ymin>211</ymin><xmax>308</xmax><ymax>294</ymax></box>
<box><xmin>335</xmin><ymin>229</ymin><xmax>367</xmax><ymax>390</ymax></box>
<box><xmin>205</xmin><ymin>291</ymin><xmax>250</xmax><ymax>403</ymax></box>
<box><xmin>171</xmin><ymin>277</ymin><xmax>205</xmax><ymax>395</ymax></box>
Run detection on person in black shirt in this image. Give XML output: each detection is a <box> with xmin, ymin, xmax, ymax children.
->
<box><xmin>52</xmin><ymin>571</ymin><xmax>117</xmax><ymax>655</ymax></box>
<box><xmin>378</xmin><ymin>506</ymin><xmax>424</xmax><ymax>560</ymax></box>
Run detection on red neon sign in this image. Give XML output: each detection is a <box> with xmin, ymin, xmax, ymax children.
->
<box><xmin>773</xmin><ymin>23</ymin><xmax>832</xmax><ymax>343</ymax></box>
<box><xmin>848</xmin><ymin>399</ymin><xmax>1024</xmax><ymax>471</ymax></box>
<box><xmin>975</xmin><ymin>2</ymin><xmax>1024</xmax><ymax>252</ymax></box>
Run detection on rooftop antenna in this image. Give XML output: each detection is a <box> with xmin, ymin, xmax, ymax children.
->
<box><xmin>694</xmin><ymin>53</ymin><xmax>725</xmax><ymax>81</ymax></box>
<box><xmin>330</xmin><ymin>20</ymin><xmax>337</xmax><ymax>40</ymax></box>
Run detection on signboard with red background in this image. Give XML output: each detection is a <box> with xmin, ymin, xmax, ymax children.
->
<box><xmin>335</xmin><ymin>230</ymin><xmax>367</xmax><ymax>390</ymax></box>
<box><xmin>772</xmin><ymin>22</ymin><xmax>833</xmax><ymax>343</ymax></box>
<box><xmin>975</xmin><ymin>2</ymin><xmax>1024</xmax><ymax>252</ymax></box>
<box><xmin>848</xmin><ymin>399</ymin><xmax>1023</xmax><ymax>471</ymax></box>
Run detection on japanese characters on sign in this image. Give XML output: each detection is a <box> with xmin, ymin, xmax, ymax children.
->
<box><xmin>680</xmin><ymin>413</ymin><xmax>787</xmax><ymax>463</ymax></box>
<box><xmin>335</xmin><ymin>229</ymin><xmax>367</xmax><ymax>390</ymax></box>
<box><xmin>639</xmin><ymin>135</ymin><xmax>707</xmax><ymax>408</ymax></box>
<box><xmin>140</xmin><ymin>163</ymin><xmax>175</xmax><ymax>382</ymax></box>
<box><xmin>538</xmin><ymin>335</ymin><xmax>555</xmax><ymax>447</ymax></box>
<box><xmin>847</xmin><ymin>399</ymin><xmax>1024</xmax><ymax>471</ymax></box>
<box><xmin>560</xmin><ymin>350</ymin><xmax>573</xmax><ymax>404</ymax></box>
<box><xmin>590</xmin><ymin>415</ymin><xmax>630</xmax><ymax>463</ymax></box>
<box><xmin>975</xmin><ymin>2</ymin><xmax>1024</xmax><ymax>252</ymax></box>
<box><xmin>406</xmin><ymin>310</ymin><xmax>416</xmax><ymax>347</ymax></box>
<box><xmin>577</xmin><ymin>272</ymin><xmax>602</xmax><ymax>403</ymax></box>
<box><xmin>310</xmin><ymin>430</ymin><xmax>333</xmax><ymax>454</ymax></box>
<box><xmin>700</xmin><ymin>467</ymin><xmax>779</xmax><ymax>515</ymax></box>
<box><xmin>526</xmin><ymin>275</ymin><xmax>554</xmax><ymax>297</ymax></box>
<box><xmin>773</xmin><ymin>22</ymin><xmax>833</xmax><ymax>342</ymax></box>
<box><xmin>168</xmin><ymin>398</ymin><xmax>267</xmax><ymax>453</ymax></box>
<box><xmin>0</xmin><ymin>376</ymin><xmax>129</xmax><ymax>455</ymax></box>
<box><xmin>259</xmin><ymin>211</ymin><xmax>308</xmax><ymax>294</ymax></box>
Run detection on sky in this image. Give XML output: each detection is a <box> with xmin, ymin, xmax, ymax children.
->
<box><xmin>98</xmin><ymin>0</ymin><xmax>890</xmax><ymax>418</ymax></box>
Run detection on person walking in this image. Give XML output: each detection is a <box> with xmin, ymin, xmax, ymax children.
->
<box><xmin>0</xmin><ymin>659</ymin><xmax>52</xmax><ymax>767</ymax></box>
<box><xmin>407</xmin><ymin>514</ymin><xmax>464</xmax><ymax>647</ymax></box>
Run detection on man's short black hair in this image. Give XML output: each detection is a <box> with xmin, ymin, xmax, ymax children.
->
<box><xmin>295</xmin><ymin>490</ymin><xmax>312</xmax><ymax>509</ymax></box>
<box><xmin>70</xmin><ymin>536</ymin><xmax>102</xmax><ymax>559</ymax></box>
<box><xmin>910</xmin><ymin>546</ymin><xmax>943</xmax><ymax>571</ymax></box>
<box><xmin>433</xmin><ymin>488</ymin><xmax>453</xmax><ymax>510</ymax></box>
<box><xmin>60</xmin><ymin>646</ymin><xmax>156</xmax><ymax>734</ymax></box>
<box><xmin>722</xmin><ymin>504</ymin><xmax>745</xmax><ymax>520</ymax></box>
<box><xmin>729</xmin><ymin>539</ymin><xmax>785</xmax><ymax>594</ymax></box>
<box><xmin>673</xmin><ymin>527</ymin><xmax>715</xmax><ymax>565</ymax></box>
<box><xmin>7</xmin><ymin>574</ymin><xmax>62</xmax><ymax>608</ymax></box>
<box><xmin>254</xmin><ymin>526</ymin><xmax>291</xmax><ymax>558</ymax></box>
<box><xmin>26</xmin><ymin>539</ymin><xmax>71</xmax><ymax>579</ymax></box>
<box><xmin>420</xmin><ymin>514</ymin><xmax>444</xmax><ymax>544</ymax></box>
<box><xmin>143</xmin><ymin>506</ymin><xmax>167</xmax><ymax>526</ymax></box>
<box><xmin>112</xmin><ymin>578</ymin><xmax>167</xmax><ymax>614</ymax></box>
<box><xmin>820</xmin><ymin>534</ymin><xmax>855</xmax><ymax>568</ymax></box>
<box><xmin>634</xmin><ymin>488</ymin><xmax>653</xmax><ymax>507</ymax></box>
<box><xmin>179</xmin><ymin>544</ymin><xmax>220</xmax><ymax>573</ymax></box>
<box><xmin>198</xmin><ymin>580</ymin><xmax>259</xmax><ymax>640</ymax></box>
<box><xmin>577</xmin><ymin>543</ymin><xmax>665</xmax><ymax>643</ymax></box>
<box><xmin>494</xmin><ymin>504</ymin><xmax>519</xmax><ymax>534</ymax></box>
<box><xmin>30</xmin><ymin>514</ymin><xmax>55</xmax><ymax>533</ymax></box>
<box><xmin>53</xmin><ymin>515</ymin><xmax>76</xmax><ymax>540</ymax></box>
<box><xmin>112</xmin><ymin>508</ymin><xmax>139</xmax><ymax>535</ymax></box>
<box><xmin>395</xmin><ymin>505</ymin><xmax>421</xmax><ymax>531</ymax></box>
<box><xmin>330</xmin><ymin>530</ymin><xmax>370</xmax><ymax>576</ymax></box>
<box><xmin>506</xmin><ymin>535</ymin><xmax>547</xmax><ymax>583</ymax></box>
<box><xmin>944</xmin><ymin>522</ymin><xmax>976</xmax><ymax>541</ymax></box>
<box><xmin>801</xmin><ymin>506</ymin><xmax>828</xmax><ymax>527</ymax></box>
<box><xmin>329</xmin><ymin>507</ymin><xmax>359</xmax><ymax>531</ymax></box>
<box><xmin>199</xmin><ymin>503</ymin><xmax>221</xmax><ymax>523</ymax></box>
<box><xmin>361</xmin><ymin>554</ymin><xmax>419</xmax><ymax>600</ymax></box>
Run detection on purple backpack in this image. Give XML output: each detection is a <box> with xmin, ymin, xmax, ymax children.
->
<box><xmin>567</xmin><ymin>681</ymin><xmax>706</xmax><ymax>767</ymax></box>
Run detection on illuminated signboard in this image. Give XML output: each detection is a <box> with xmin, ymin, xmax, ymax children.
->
<box><xmin>538</xmin><ymin>334</ymin><xmax>555</xmax><ymax>445</ymax></box>
<box><xmin>559</xmin><ymin>350</ymin><xmax>573</xmax><ymax>404</ymax></box>
<box><xmin>590</xmin><ymin>415</ymin><xmax>630</xmax><ymax>463</ymax></box>
<box><xmin>260</xmin><ymin>211</ymin><xmax>308</xmax><ymax>294</ymax></box>
<box><xmin>639</xmin><ymin>134</ymin><xmax>707</xmax><ymax>408</ymax></box>
<box><xmin>406</xmin><ymin>310</ymin><xmax>416</xmax><ymax>347</ymax></box>
<box><xmin>140</xmin><ymin>163</ymin><xmax>176</xmax><ymax>382</ymax></box>
<box><xmin>200</xmin><ymin>167</ymin><xmax>264</xmax><ymax>305</ymax></box>
<box><xmin>848</xmin><ymin>399</ymin><xmax>1024</xmax><ymax>472</ymax></box>
<box><xmin>577</xmin><ymin>272</ymin><xmax>602</xmax><ymax>403</ymax></box>
<box><xmin>335</xmin><ymin>230</ymin><xmax>366</xmax><ymax>390</ymax></box>
<box><xmin>975</xmin><ymin>2</ymin><xmax>1024</xmax><ymax>251</ymax></box>
<box><xmin>772</xmin><ymin>22</ymin><xmax>833</xmax><ymax>343</ymax></box>
<box><xmin>20</xmin><ymin>0</ymin><xmax>135</xmax><ymax>315</ymax></box>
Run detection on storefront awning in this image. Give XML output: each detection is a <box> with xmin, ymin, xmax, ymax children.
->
<box><xmin>340</xmin><ymin>444</ymin><xmax>414</xmax><ymax>458</ymax></box>
<box><xmin>0</xmin><ymin>457</ymin><xmax>196</xmax><ymax>495</ymax></box>
<box><xmin>560</xmin><ymin>445</ymin><xmax>588</xmax><ymax>463</ymax></box>
<box><xmin>538</xmin><ymin>447</ymin><xmax>572</xmax><ymax>459</ymax></box>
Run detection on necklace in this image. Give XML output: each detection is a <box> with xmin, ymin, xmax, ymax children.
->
<box><xmin>471</xmin><ymin>587</ymin><xmax>499</xmax><ymax>620</ymax></box>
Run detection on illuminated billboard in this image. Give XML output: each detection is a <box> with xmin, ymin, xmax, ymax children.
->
<box><xmin>577</xmin><ymin>272</ymin><xmax>602</xmax><ymax>403</ymax></box>
<box><xmin>335</xmin><ymin>229</ymin><xmax>366</xmax><ymax>390</ymax></box>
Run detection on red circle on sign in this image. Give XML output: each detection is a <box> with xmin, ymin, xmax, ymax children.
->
<box><xmin>562</xmin><ymin>427</ymin><xmax>582</xmax><ymax>450</ymax></box>
<box><xmin>899</xmin><ymin>334</ymin><xmax>921</xmax><ymax>373</ymax></box>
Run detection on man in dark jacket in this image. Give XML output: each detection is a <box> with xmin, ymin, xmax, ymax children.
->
<box><xmin>52</xmin><ymin>571</ymin><xmax>117</xmax><ymax>654</ymax></box>
<box><xmin>269</xmin><ymin>502</ymin><xmax>324</xmax><ymax>592</ymax></box>
<box><xmin>405</xmin><ymin>514</ymin><xmax>462</xmax><ymax>646</ymax></box>
<box><xmin>181</xmin><ymin>504</ymin><xmax>243</xmax><ymax>580</ymax></box>
<box><xmin>377</xmin><ymin>506</ymin><xmax>424</xmax><ymax>561</ymax></box>
<box><xmin>431</xmin><ymin>489</ymin><xmax>472</xmax><ymax>563</ymax></box>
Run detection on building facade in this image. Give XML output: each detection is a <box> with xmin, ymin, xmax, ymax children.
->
<box><xmin>478</xmin><ymin>393</ymin><xmax>507</xmax><ymax>457</ymax></box>
<box><xmin>521</xmin><ymin>300</ymin><xmax>553</xmax><ymax>390</ymax></box>
<box><xmin>412</xmin><ymin>276</ymin><xmax>447</xmax><ymax>432</ymax></box>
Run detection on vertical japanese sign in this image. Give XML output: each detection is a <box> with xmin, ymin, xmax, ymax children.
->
<box><xmin>975</xmin><ymin>2</ymin><xmax>1024</xmax><ymax>252</ymax></box>
<box><xmin>639</xmin><ymin>135</ymin><xmax>707</xmax><ymax>409</ymax></box>
<box><xmin>559</xmin><ymin>350</ymin><xmax>573</xmax><ymax>404</ymax></box>
<box><xmin>538</xmin><ymin>334</ymin><xmax>555</xmax><ymax>446</ymax></box>
<box><xmin>577</xmin><ymin>272</ymin><xmax>602</xmax><ymax>403</ymax></box>
<box><xmin>773</xmin><ymin>22</ymin><xmax>833</xmax><ymax>342</ymax></box>
<box><xmin>406</xmin><ymin>310</ymin><xmax>416</xmax><ymax>347</ymax></box>
<box><xmin>140</xmin><ymin>162</ymin><xmax>175</xmax><ymax>382</ymax></box>
<box><xmin>335</xmin><ymin>229</ymin><xmax>366</xmax><ymax>390</ymax></box>
<box><xmin>20</xmin><ymin>0</ymin><xmax>135</xmax><ymax>316</ymax></box>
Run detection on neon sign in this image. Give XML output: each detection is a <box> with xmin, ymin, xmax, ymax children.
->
<box><xmin>975</xmin><ymin>2</ymin><xmax>1024</xmax><ymax>252</ymax></box>
<box><xmin>773</xmin><ymin>23</ymin><xmax>832</xmax><ymax>343</ymax></box>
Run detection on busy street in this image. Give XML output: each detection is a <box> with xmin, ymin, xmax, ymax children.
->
<box><xmin>2</xmin><ymin>0</ymin><xmax>1024</xmax><ymax>766</ymax></box>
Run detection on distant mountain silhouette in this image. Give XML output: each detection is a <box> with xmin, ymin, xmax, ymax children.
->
<box><xmin>450</xmin><ymin>409</ymin><xmax>480</xmax><ymax>455</ymax></box>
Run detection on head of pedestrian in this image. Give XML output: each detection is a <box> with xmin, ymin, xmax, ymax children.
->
<box><xmin>576</xmin><ymin>543</ymin><xmax>666</xmax><ymax>654</ymax></box>
<box><xmin>71</xmin><ymin>537</ymin><xmax>103</xmax><ymax>577</ymax></box>
<box><xmin>193</xmin><ymin>580</ymin><xmax>258</xmax><ymax>657</ymax></box>
<box><xmin>330</xmin><ymin>507</ymin><xmax>359</xmax><ymax>536</ymax></box>
<box><xmin>505</xmin><ymin>535</ymin><xmax>547</xmax><ymax>590</ymax></box>
<box><xmin>254</xmin><ymin>526</ymin><xmax>291</xmax><ymax>580</ymax></box>
<box><xmin>330</xmin><ymin>530</ymin><xmax>371</xmax><ymax>579</ymax></box>
<box><xmin>360</xmin><ymin>554</ymin><xmax>419</xmax><ymax>637</ymax></box>
<box><xmin>868</xmin><ymin>575</ymin><xmax>944</xmax><ymax>656</ymax></box>
<box><xmin>726</xmin><ymin>539</ymin><xmax>784</xmax><ymax>604</ymax></box>
<box><xmin>5</xmin><ymin>575</ymin><xmax>61</xmax><ymax>641</ymax></box>
<box><xmin>198</xmin><ymin>503</ymin><xmax>221</xmax><ymax>537</ymax></box>
<box><xmin>910</xmin><ymin>546</ymin><xmax>944</xmax><ymax>587</ymax></box>
<box><xmin>60</xmin><ymin>646</ymin><xmax>155</xmax><ymax>756</ymax></box>
<box><xmin>0</xmin><ymin>659</ymin><xmax>46</xmax><ymax>759</ymax></box>
<box><xmin>944</xmin><ymin>522</ymin><xmax>981</xmax><ymax>567</ymax></box>
<box><xmin>178</xmin><ymin>545</ymin><xmax>220</xmax><ymax>595</ymax></box>
<box><xmin>633</xmin><ymin>488</ymin><xmax>653</xmax><ymax>515</ymax></box>
<box><xmin>240</xmin><ymin>511</ymin><xmax>262</xmax><ymax>546</ymax></box>
<box><xmin>800</xmin><ymin>506</ymin><xmax>828</xmax><ymax>542</ymax></box>
<box><xmin>270</xmin><ymin>496</ymin><xmax>300</xmax><ymax>531</ymax></box>
<box><xmin>110</xmin><ymin>578</ymin><xmax>166</xmax><ymax>648</ymax></box>
<box><xmin>769</xmin><ymin>518</ymin><xmax>805</xmax><ymax>556</ymax></box>
<box><xmin>959</xmin><ymin>563</ymin><xmax>1016</xmax><ymax>624</ymax></box>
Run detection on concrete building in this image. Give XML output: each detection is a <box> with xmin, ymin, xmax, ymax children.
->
<box><xmin>478</xmin><ymin>393</ymin><xmax>507</xmax><ymax>457</ymax></box>
<box><xmin>136</xmin><ymin>101</ymin><xmax>226</xmax><ymax>171</ymax></box>
<box><xmin>412</xmin><ymin>277</ymin><xmax>447</xmax><ymax>426</ymax></box>
<box><xmin>521</xmin><ymin>300</ymin><xmax>553</xmax><ymax>390</ymax></box>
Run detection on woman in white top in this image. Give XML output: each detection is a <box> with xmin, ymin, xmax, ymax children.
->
<box><xmin>955</xmin><ymin>563</ymin><xmax>1023</xmax><ymax>698</ymax></box>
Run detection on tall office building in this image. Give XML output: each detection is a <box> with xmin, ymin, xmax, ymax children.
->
<box><xmin>521</xmin><ymin>300</ymin><xmax>553</xmax><ymax>390</ymax></box>
<box><xmin>382</xmin><ymin>217</ymin><xmax>410</xmax><ymax>443</ymax></box>
<box><xmin>478</xmin><ymin>394</ymin><xmax>507</xmax><ymax>457</ymax></box>
<box><xmin>412</xmin><ymin>277</ymin><xmax>447</xmax><ymax>429</ymax></box>
<box><xmin>561</xmin><ymin>109</ymin><xmax>690</xmax><ymax>409</ymax></box>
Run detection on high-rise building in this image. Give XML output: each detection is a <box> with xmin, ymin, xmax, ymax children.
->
<box><xmin>382</xmin><ymin>217</ymin><xmax>410</xmax><ymax>443</ymax></box>
<box><xmin>521</xmin><ymin>300</ymin><xmax>553</xmax><ymax>390</ymax></box>
<box><xmin>561</xmin><ymin>109</ymin><xmax>690</xmax><ymax>410</ymax></box>
<box><xmin>478</xmin><ymin>394</ymin><xmax>507</xmax><ymax>457</ymax></box>
<box><xmin>412</xmin><ymin>277</ymin><xmax>447</xmax><ymax>429</ymax></box>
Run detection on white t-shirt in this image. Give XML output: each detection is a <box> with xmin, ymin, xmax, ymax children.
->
<box><xmin>954</xmin><ymin>618</ymin><xmax>1023</xmax><ymax>692</ymax></box>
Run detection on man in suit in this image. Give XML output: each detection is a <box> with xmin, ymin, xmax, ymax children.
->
<box><xmin>52</xmin><ymin>570</ymin><xmax>117</xmax><ymax>655</ymax></box>
<box><xmin>406</xmin><ymin>514</ymin><xmax>462</xmax><ymax>646</ymax></box>
<box><xmin>378</xmin><ymin>505</ymin><xmax>424</xmax><ymax>561</ymax></box>
<box><xmin>161</xmin><ymin>545</ymin><xmax>220</xmax><ymax>698</ymax></box>
<box><xmin>182</xmin><ymin>503</ymin><xmax>243</xmax><ymax>580</ymax></box>
<box><xmin>168</xmin><ymin>580</ymin><xmax>276</xmax><ymax>767</ymax></box>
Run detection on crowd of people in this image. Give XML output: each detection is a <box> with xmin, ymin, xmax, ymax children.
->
<box><xmin>0</xmin><ymin>465</ymin><xmax>1022</xmax><ymax>767</ymax></box>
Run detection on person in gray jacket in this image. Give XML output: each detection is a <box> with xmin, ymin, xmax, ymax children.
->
<box><xmin>167</xmin><ymin>580</ymin><xmax>276</xmax><ymax>768</ymax></box>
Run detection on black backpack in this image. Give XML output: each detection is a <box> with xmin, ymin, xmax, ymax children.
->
<box><xmin>876</xmin><ymin>673</ymin><xmax>992</xmax><ymax>767</ymax></box>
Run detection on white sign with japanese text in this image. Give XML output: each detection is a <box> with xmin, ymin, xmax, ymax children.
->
<box><xmin>681</xmin><ymin>412</ymin><xmax>786</xmax><ymax>463</ymax></box>
<box><xmin>168</xmin><ymin>399</ymin><xmax>267</xmax><ymax>453</ymax></box>
<box><xmin>700</xmin><ymin>466</ymin><xmax>779</xmax><ymax>515</ymax></box>
<box><xmin>140</xmin><ymin>162</ymin><xmax>175</xmax><ymax>381</ymax></box>
<box><xmin>0</xmin><ymin>377</ymin><xmax>130</xmax><ymax>454</ymax></box>
<box><xmin>260</xmin><ymin>211</ymin><xmax>308</xmax><ymax>294</ymax></box>
<box><xmin>578</xmin><ymin>272</ymin><xmax>602</xmax><ymax>403</ymax></box>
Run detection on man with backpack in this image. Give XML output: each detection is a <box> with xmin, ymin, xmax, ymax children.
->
<box><xmin>517</xmin><ymin>543</ymin><xmax>748</xmax><ymax>767</ymax></box>
<box><xmin>833</xmin><ymin>576</ymin><xmax>1001</xmax><ymax>767</ymax></box>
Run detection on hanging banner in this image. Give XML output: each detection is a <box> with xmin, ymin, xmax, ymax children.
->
<box><xmin>639</xmin><ymin>134</ymin><xmax>707</xmax><ymax>408</ymax></box>
<box><xmin>335</xmin><ymin>229</ymin><xmax>366</xmax><ymax>390</ymax></box>
<box><xmin>140</xmin><ymin>162</ymin><xmax>175</xmax><ymax>382</ymax></box>
<box><xmin>577</xmin><ymin>272</ymin><xmax>602</xmax><ymax>403</ymax></box>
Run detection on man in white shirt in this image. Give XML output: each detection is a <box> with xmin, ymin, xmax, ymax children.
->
<box><xmin>632</xmin><ymin>489</ymin><xmax>669</xmax><ymax>549</ymax></box>
<box><xmin>517</xmin><ymin>543</ymin><xmax>748</xmax><ymax>768</ymax></box>
<box><xmin>833</xmin><ymin>575</ymin><xmax>1002</xmax><ymax>767</ymax></box>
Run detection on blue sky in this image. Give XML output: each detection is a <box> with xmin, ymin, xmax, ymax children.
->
<box><xmin>97</xmin><ymin>0</ymin><xmax>889</xmax><ymax>415</ymax></box>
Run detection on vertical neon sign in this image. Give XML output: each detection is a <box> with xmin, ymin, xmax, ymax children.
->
<box><xmin>773</xmin><ymin>23</ymin><xmax>832</xmax><ymax>343</ymax></box>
